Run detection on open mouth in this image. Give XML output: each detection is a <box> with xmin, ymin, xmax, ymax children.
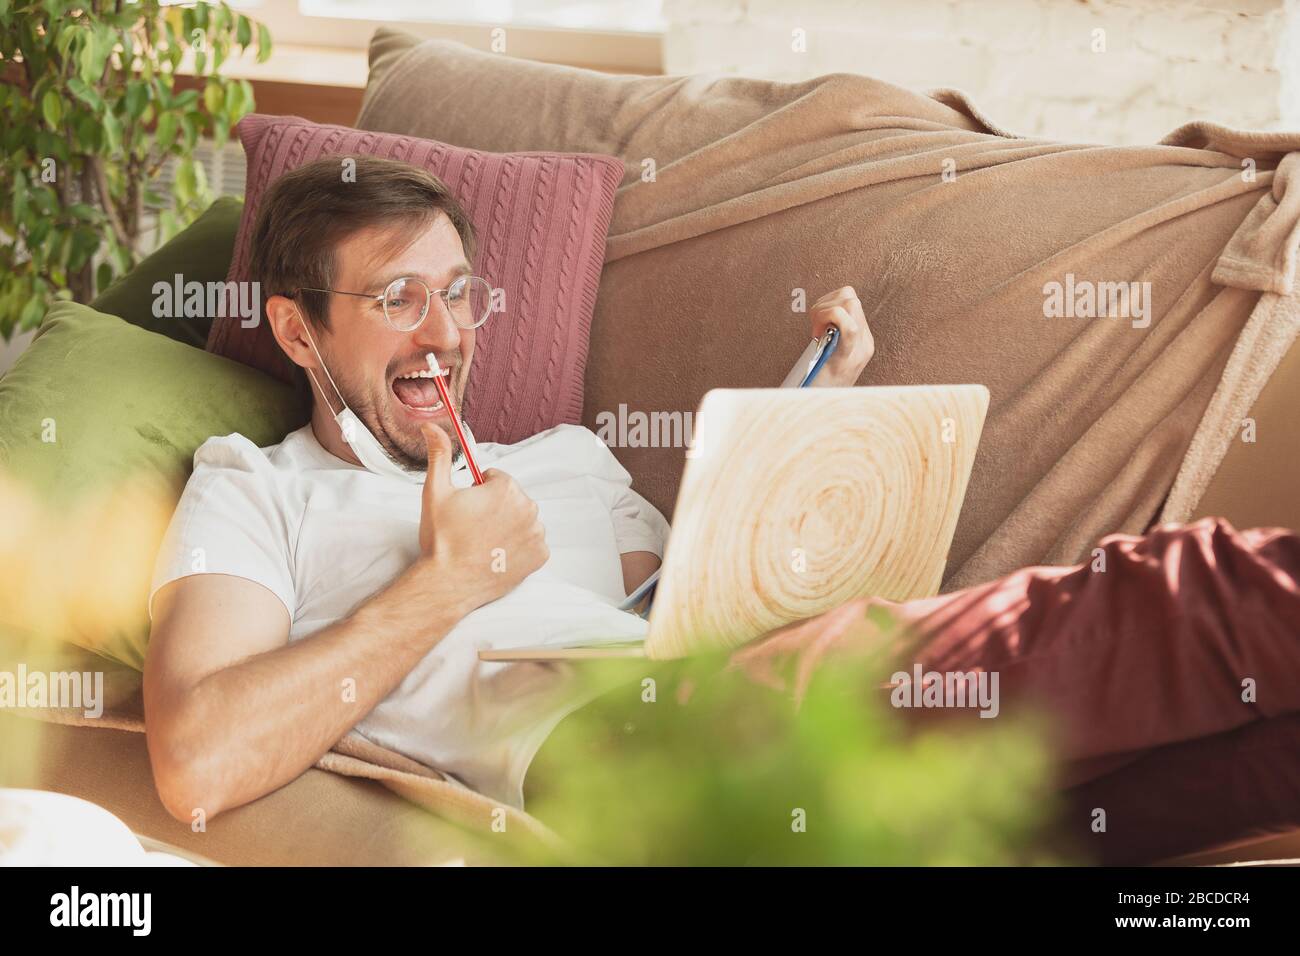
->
<box><xmin>391</xmin><ymin>365</ymin><xmax>451</xmax><ymax>417</ymax></box>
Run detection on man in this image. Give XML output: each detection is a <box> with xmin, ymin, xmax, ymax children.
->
<box><xmin>143</xmin><ymin>156</ymin><xmax>875</xmax><ymax>820</ymax></box>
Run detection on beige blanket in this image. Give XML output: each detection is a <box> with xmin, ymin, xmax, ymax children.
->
<box><xmin>359</xmin><ymin>32</ymin><xmax>1300</xmax><ymax>589</ymax></box>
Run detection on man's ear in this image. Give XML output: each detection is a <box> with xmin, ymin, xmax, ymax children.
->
<box><xmin>265</xmin><ymin>294</ymin><xmax>320</xmax><ymax>372</ymax></box>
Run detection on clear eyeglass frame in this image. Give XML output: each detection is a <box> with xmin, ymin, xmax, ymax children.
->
<box><xmin>292</xmin><ymin>274</ymin><xmax>495</xmax><ymax>332</ymax></box>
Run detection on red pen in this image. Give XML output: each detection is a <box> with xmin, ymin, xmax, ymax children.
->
<box><xmin>426</xmin><ymin>352</ymin><xmax>484</xmax><ymax>485</ymax></box>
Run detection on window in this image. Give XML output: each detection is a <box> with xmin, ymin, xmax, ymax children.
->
<box><xmin>234</xmin><ymin>0</ymin><xmax>664</xmax><ymax>73</ymax></box>
<box><xmin>300</xmin><ymin>0</ymin><xmax>665</xmax><ymax>34</ymax></box>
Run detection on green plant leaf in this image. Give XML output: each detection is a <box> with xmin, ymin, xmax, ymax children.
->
<box><xmin>155</xmin><ymin>111</ymin><xmax>177</xmax><ymax>148</ymax></box>
<box><xmin>256</xmin><ymin>22</ymin><xmax>271</xmax><ymax>63</ymax></box>
<box><xmin>27</xmin><ymin>75</ymin><xmax>48</xmax><ymax>110</ymax></box>
<box><xmin>174</xmin><ymin>157</ymin><xmax>197</xmax><ymax>205</ymax></box>
<box><xmin>109</xmin><ymin>237</ymin><xmax>132</xmax><ymax>275</ymax></box>
<box><xmin>209</xmin><ymin>3</ymin><xmax>228</xmax><ymax>37</ymax></box>
<box><xmin>117</xmin><ymin>25</ymin><xmax>136</xmax><ymax>64</ymax></box>
<box><xmin>202</xmin><ymin>81</ymin><xmax>224</xmax><ymax>114</ymax></box>
<box><xmin>68</xmin><ymin>228</ymin><xmax>100</xmax><ymax>273</ymax></box>
<box><xmin>76</xmin><ymin>113</ymin><xmax>102</xmax><ymax>151</ymax></box>
<box><xmin>125</xmin><ymin>80</ymin><xmax>149</xmax><ymax>119</ymax></box>
<box><xmin>67</xmin><ymin>77</ymin><xmax>105</xmax><ymax>113</ymax></box>
<box><xmin>157</xmin><ymin>208</ymin><xmax>179</xmax><ymax>246</ymax></box>
<box><xmin>179</xmin><ymin>113</ymin><xmax>199</xmax><ymax>151</ymax></box>
<box><xmin>212</xmin><ymin>113</ymin><xmax>229</xmax><ymax>149</ymax></box>
<box><xmin>41</xmin><ymin>90</ymin><xmax>63</xmax><ymax>130</ymax></box>
<box><xmin>51</xmin><ymin>230</ymin><xmax>72</xmax><ymax>270</ymax></box>
<box><xmin>224</xmin><ymin>77</ymin><xmax>245</xmax><ymax>118</ymax></box>
<box><xmin>19</xmin><ymin>293</ymin><xmax>46</xmax><ymax>332</ymax></box>
<box><xmin>55</xmin><ymin>24</ymin><xmax>80</xmax><ymax>61</ymax></box>
<box><xmin>96</xmin><ymin>261</ymin><xmax>115</xmax><ymax>297</ymax></box>
<box><xmin>151</xmin><ymin>74</ymin><xmax>172</xmax><ymax>111</ymax></box>
<box><xmin>0</xmin><ymin>0</ymin><xmax>257</xmax><ymax>339</ymax></box>
<box><xmin>102</xmin><ymin>111</ymin><xmax>123</xmax><ymax>154</ymax></box>
<box><xmin>190</xmin><ymin>157</ymin><xmax>210</xmax><ymax>197</ymax></box>
<box><xmin>29</xmin><ymin>183</ymin><xmax>56</xmax><ymax>217</ymax></box>
<box><xmin>78</xmin><ymin>29</ymin><xmax>100</xmax><ymax>84</ymax></box>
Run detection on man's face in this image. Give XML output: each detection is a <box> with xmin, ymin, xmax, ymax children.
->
<box><xmin>313</xmin><ymin>215</ymin><xmax>475</xmax><ymax>469</ymax></box>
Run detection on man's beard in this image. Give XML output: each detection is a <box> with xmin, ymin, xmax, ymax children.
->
<box><xmin>379</xmin><ymin>417</ymin><xmax>467</xmax><ymax>472</ymax></box>
<box><xmin>339</xmin><ymin>379</ymin><xmax>466</xmax><ymax>472</ymax></box>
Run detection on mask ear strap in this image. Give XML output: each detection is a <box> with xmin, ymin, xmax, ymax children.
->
<box><xmin>295</xmin><ymin>307</ymin><xmax>347</xmax><ymax>418</ymax></box>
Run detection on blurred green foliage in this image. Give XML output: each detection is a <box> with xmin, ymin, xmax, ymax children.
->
<box><xmin>526</xmin><ymin>649</ymin><xmax>1063</xmax><ymax>866</ymax></box>
<box><xmin>0</xmin><ymin>1</ymin><xmax>270</xmax><ymax>339</ymax></box>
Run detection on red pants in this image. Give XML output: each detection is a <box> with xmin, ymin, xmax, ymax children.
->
<box><xmin>731</xmin><ymin>517</ymin><xmax>1300</xmax><ymax>863</ymax></box>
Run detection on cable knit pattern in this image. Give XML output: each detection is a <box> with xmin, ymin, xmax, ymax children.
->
<box><xmin>463</xmin><ymin>154</ymin><xmax>515</xmax><ymax>430</ymax></box>
<box><xmin>546</xmin><ymin>158</ymin><xmax>588</xmax><ymax>437</ymax></box>
<box><xmin>208</xmin><ymin>114</ymin><xmax>623</xmax><ymax>444</ymax></box>
<box><xmin>498</xmin><ymin>156</ymin><xmax>554</xmax><ymax>440</ymax></box>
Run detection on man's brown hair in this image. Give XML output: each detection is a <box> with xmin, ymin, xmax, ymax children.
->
<box><xmin>250</xmin><ymin>155</ymin><xmax>477</xmax><ymax>333</ymax></box>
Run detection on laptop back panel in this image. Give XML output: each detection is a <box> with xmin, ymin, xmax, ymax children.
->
<box><xmin>645</xmin><ymin>385</ymin><xmax>988</xmax><ymax>659</ymax></box>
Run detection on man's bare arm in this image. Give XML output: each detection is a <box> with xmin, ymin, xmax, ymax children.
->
<box><xmin>144</xmin><ymin>567</ymin><xmax>474</xmax><ymax>822</ymax></box>
<box><xmin>620</xmin><ymin>550</ymin><xmax>661</xmax><ymax>597</ymax></box>
<box><xmin>145</xmin><ymin>423</ymin><xmax>549</xmax><ymax>822</ymax></box>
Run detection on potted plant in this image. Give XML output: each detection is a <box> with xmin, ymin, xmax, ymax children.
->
<box><xmin>0</xmin><ymin>0</ymin><xmax>270</xmax><ymax>338</ymax></box>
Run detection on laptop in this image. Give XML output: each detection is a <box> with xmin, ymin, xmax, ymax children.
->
<box><xmin>480</xmin><ymin>376</ymin><xmax>989</xmax><ymax>663</ymax></box>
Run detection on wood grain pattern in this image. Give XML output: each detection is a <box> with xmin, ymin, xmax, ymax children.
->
<box><xmin>647</xmin><ymin>386</ymin><xmax>989</xmax><ymax>659</ymax></box>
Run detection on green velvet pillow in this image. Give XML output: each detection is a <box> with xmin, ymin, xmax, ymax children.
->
<box><xmin>0</xmin><ymin>302</ymin><xmax>304</xmax><ymax>671</ymax></box>
<box><xmin>91</xmin><ymin>196</ymin><xmax>243</xmax><ymax>347</ymax></box>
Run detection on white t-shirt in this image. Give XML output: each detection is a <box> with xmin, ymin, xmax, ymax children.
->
<box><xmin>149</xmin><ymin>421</ymin><xmax>670</xmax><ymax>809</ymax></box>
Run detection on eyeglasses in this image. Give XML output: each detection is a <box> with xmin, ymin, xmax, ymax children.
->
<box><xmin>292</xmin><ymin>275</ymin><xmax>495</xmax><ymax>332</ymax></box>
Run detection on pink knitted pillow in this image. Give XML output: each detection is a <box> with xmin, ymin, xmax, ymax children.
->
<box><xmin>208</xmin><ymin>114</ymin><xmax>624</xmax><ymax>445</ymax></box>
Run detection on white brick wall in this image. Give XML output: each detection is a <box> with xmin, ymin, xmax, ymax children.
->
<box><xmin>662</xmin><ymin>0</ymin><xmax>1298</xmax><ymax>145</ymax></box>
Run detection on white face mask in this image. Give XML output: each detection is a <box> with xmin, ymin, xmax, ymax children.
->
<box><xmin>295</xmin><ymin>310</ymin><xmax>476</xmax><ymax>484</ymax></box>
